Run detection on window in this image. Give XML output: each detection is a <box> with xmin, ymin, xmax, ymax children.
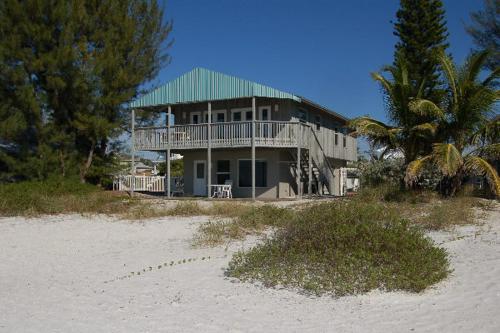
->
<box><xmin>314</xmin><ymin>115</ymin><xmax>321</xmax><ymax>130</ymax></box>
<box><xmin>215</xmin><ymin>111</ymin><xmax>226</xmax><ymax>123</ymax></box>
<box><xmin>231</xmin><ymin>108</ymin><xmax>252</xmax><ymax>121</ymax></box>
<box><xmin>238</xmin><ymin>160</ymin><xmax>267</xmax><ymax>187</ymax></box>
<box><xmin>298</xmin><ymin>110</ymin><xmax>307</xmax><ymax>123</ymax></box>
<box><xmin>216</xmin><ymin>160</ymin><xmax>230</xmax><ymax>184</ymax></box>
<box><xmin>343</xmin><ymin>136</ymin><xmax>346</xmax><ymax>148</ymax></box>
<box><xmin>196</xmin><ymin>163</ymin><xmax>204</xmax><ymax>179</ymax></box>
<box><xmin>335</xmin><ymin>133</ymin><xmax>338</xmax><ymax>145</ymax></box>
<box><xmin>259</xmin><ymin>106</ymin><xmax>270</xmax><ymax>121</ymax></box>
<box><xmin>191</xmin><ymin>113</ymin><xmax>200</xmax><ymax>124</ymax></box>
<box><xmin>232</xmin><ymin>111</ymin><xmax>241</xmax><ymax>121</ymax></box>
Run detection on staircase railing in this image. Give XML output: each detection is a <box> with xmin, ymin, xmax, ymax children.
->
<box><xmin>299</xmin><ymin>123</ymin><xmax>337</xmax><ymax>195</ymax></box>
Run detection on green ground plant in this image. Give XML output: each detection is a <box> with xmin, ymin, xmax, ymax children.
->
<box><xmin>0</xmin><ymin>177</ymin><xmax>132</xmax><ymax>216</ymax></box>
<box><xmin>226</xmin><ymin>200</ymin><xmax>450</xmax><ymax>296</ymax></box>
<box><xmin>192</xmin><ymin>205</ymin><xmax>295</xmax><ymax>246</ymax></box>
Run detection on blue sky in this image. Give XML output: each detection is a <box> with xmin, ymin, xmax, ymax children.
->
<box><xmin>137</xmin><ymin>0</ymin><xmax>482</xmax><ymax>158</ymax></box>
<box><xmin>154</xmin><ymin>0</ymin><xmax>480</xmax><ymax>123</ymax></box>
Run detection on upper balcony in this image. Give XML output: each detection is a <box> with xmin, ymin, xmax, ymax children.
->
<box><xmin>134</xmin><ymin>121</ymin><xmax>357</xmax><ymax>161</ymax></box>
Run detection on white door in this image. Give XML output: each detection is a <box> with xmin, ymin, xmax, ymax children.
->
<box><xmin>193</xmin><ymin>160</ymin><xmax>207</xmax><ymax>196</ymax></box>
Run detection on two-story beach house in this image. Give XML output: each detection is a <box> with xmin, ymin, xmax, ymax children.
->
<box><xmin>129</xmin><ymin>68</ymin><xmax>357</xmax><ymax>199</ymax></box>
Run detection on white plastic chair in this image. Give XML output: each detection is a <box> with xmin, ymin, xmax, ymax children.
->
<box><xmin>222</xmin><ymin>180</ymin><xmax>233</xmax><ymax>198</ymax></box>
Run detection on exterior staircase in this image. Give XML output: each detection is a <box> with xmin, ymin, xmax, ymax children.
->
<box><xmin>289</xmin><ymin>127</ymin><xmax>336</xmax><ymax>196</ymax></box>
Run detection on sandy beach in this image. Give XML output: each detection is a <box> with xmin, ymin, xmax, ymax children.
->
<box><xmin>0</xmin><ymin>205</ymin><xmax>499</xmax><ymax>333</ymax></box>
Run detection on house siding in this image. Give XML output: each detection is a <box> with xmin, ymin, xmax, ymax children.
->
<box><xmin>181</xmin><ymin>148</ymin><xmax>293</xmax><ymax>199</ymax></box>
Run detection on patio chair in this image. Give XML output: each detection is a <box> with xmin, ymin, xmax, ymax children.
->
<box><xmin>222</xmin><ymin>180</ymin><xmax>233</xmax><ymax>198</ymax></box>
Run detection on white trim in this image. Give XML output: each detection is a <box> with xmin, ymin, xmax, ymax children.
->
<box><xmin>231</xmin><ymin>107</ymin><xmax>252</xmax><ymax>121</ymax></box>
<box><xmin>314</xmin><ymin>114</ymin><xmax>321</xmax><ymax>131</ymax></box>
<box><xmin>237</xmin><ymin>158</ymin><xmax>268</xmax><ymax>188</ymax></box>
<box><xmin>258</xmin><ymin>105</ymin><xmax>271</xmax><ymax>121</ymax></box>
<box><xmin>193</xmin><ymin>160</ymin><xmax>207</xmax><ymax>196</ymax></box>
<box><xmin>190</xmin><ymin>111</ymin><xmax>201</xmax><ymax>124</ymax></box>
<box><xmin>202</xmin><ymin>109</ymin><xmax>226</xmax><ymax>123</ymax></box>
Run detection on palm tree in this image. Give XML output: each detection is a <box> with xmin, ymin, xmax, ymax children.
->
<box><xmin>405</xmin><ymin>51</ymin><xmax>500</xmax><ymax>196</ymax></box>
<box><xmin>350</xmin><ymin>57</ymin><xmax>440</xmax><ymax>164</ymax></box>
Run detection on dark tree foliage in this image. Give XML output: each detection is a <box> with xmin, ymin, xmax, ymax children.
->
<box><xmin>466</xmin><ymin>0</ymin><xmax>500</xmax><ymax>71</ymax></box>
<box><xmin>0</xmin><ymin>0</ymin><xmax>172</xmax><ymax>182</ymax></box>
<box><xmin>393</xmin><ymin>0</ymin><xmax>449</xmax><ymax>97</ymax></box>
<box><xmin>158</xmin><ymin>159</ymin><xmax>184</xmax><ymax>177</ymax></box>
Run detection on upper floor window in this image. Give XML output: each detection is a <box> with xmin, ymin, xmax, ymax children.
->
<box><xmin>191</xmin><ymin>112</ymin><xmax>201</xmax><ymax>124</ymax></box>
<box><xmin>298</xmin><ymin>110</ymin><xmax>307</xmax><ymax>123</ymax></box>
<box><xmin>259</xmin><ymin>106</ymin><xmax>271</xmax><ymax>121</ymax></box>
<box><xmin>232</xmin><ymin>111</ymin><xmax>241</xmax><ymax>121</ymax></box>
<box><xmin>314</xmin><ymin>115</ymin><xmax>321</xmax><ymax>131</ymax></box>
<box><xmin>215</xmin><ymin>111</ymin><xmax>226</xmax><ymax>123</ymax></box>
<box><xmin>231</xmin><ymin>108</ymin><xmax>253</xmax><ymax>122</ymax></box>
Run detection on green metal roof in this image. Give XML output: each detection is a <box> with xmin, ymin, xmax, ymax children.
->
<box><xmin>130</xmin><ymin>67</ymin><xmax>301</xmax><ymax>108</ymax></box>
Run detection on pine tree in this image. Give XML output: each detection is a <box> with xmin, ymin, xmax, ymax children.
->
<box><xmin>0</xmin><ymin>0</ymin><xmax>172</xmax><ymax>182</ymax></box>
<box><xmin>393</xmin><ymin>0</ymin><xmax>449</xmax><ymax>96</ymax></box>
<box><xmin>466</xmin><ymin>0</ymin><xmax>499</xmax><ymax>71</ymax></box>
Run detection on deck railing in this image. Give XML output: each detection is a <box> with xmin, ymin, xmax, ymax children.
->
<box><xmin>113</xmin><ymin>175</ymin><xmax>166</xmax><ymax>192</ymax></box>
<box><xmin>134</xmin><ymin>121</ymin><xmax>357</xmax><ymax>161</ymax></box>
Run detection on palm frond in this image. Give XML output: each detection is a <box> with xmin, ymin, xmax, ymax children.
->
<box><xmin>464</xmin><ymin>156</ymin><xmax>500</xmax><ymax>196</ymax></box>
<box><xmin>405</xmin><ymin>155</ymin><xmax>432</xmax><ymax>185</ymax></box>
<box><xmin>371</xmin><ymin>72</ymin><xmax>394</xmax><ymax>100</ymax></box>
<box><xmin>437</xmin><ymin>51</ymin><xmax>458</xmax><ymax>106</ymax></box>
<box><xmin>431</xmin><ymin>143</ymin><xmax>463</xmax><ymax>177</ymax></box>
<box><xmin>464</xmin><ymin>50</ymin><xmax>490</xmax><ymax>85</ymax></box>
<box><xmin>409</xmin><ymin>99</ymin><xmax>445</xmax><ymax>119</ymax></box>
<box><xmin>482</xmin><ymin>67</ymin><xmax>500</xmax><ymax>87</ymax></box>
<box><xmin>478</xmin><ymin>143</ymin><xmax>500</xmax><ymax>160</ymax></box>
<box><xmin>349</xmin><ymin>117</ymin><xmax>394</xmax><ymax>137</ymax></box>
<box><xmin>410</xmin><ymin>123</ymin><xmax>438</xmax><ymax>137</ymax></box>
<box><xmin>470</xmin><ymin>119</ymin><xmax>500</xmax><ymax>145</ymax></box>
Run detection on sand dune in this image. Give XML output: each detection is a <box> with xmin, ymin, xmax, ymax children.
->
<box><xmin>0</xmin><ymin>205</ymin><xmax>499</xmax><ymax>333</ymax></box>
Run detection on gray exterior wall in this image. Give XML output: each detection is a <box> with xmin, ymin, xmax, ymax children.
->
<box><xmin>169</xmin><ymin>97</ymin><xmax>349</xmax><ymax>130</ymax></box>
<box><xmin>181</xmin><ymin>148</ymin><xmax>296</xmax><ymax>199</ymax></box>
<box><xmin>170</xmin><ymin>98</ymin><xmax>296</xmax><ymax>124</ymax></box>
<box><xmin>153</xmin><ymin>96</ymin><xmax>356</xmax><ymax>199</ymax></box>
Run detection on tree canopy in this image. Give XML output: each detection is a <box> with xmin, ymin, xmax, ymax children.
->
<box><xmin>393</xmin><ymin>0</ymin><xmax>449</xmax><ymax>96</ymax></box>
<box><xmin>0</xmin><ymin>0</ymin><xmax>172</xmax><ymax>183</ymax></box>
<box><xmin>466</xmin><ymin>0</ymin><xmax>500</xmax><ymax>71</ymax></box>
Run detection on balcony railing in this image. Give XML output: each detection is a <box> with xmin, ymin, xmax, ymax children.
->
<box><xmin>134</xmin><ymin>121</ymin><xmax>357</xmax><ymax>161</ymax></box>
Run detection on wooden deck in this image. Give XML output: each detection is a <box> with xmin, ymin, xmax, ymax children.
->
<box><xmin>134</xmin><ymin>121</ymin><xmax>357</xmax><ymax>161</ymax></box>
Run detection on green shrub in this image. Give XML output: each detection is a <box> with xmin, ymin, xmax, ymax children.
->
<box><xmin>193</xmin><ymin>205</ymin><xmax>295</xmax><ymax>246</ymax></box>
<box><xmin>356</xmin><ymin>185</ymin><xmax>436</xmax><ymax>204</ymax></box>
<box><xmin>167</xmin><ymin>201</ymin><xmax>204</xmax><ymax>216</ymax></box>
<box><xmin>0</xmin><ymin>177</ymin><xmax>130</xmax><ymax>216</ymax></box>
<box><xmin>357</xmin><ymin>158</ymin><xmax>405</xmax><ymax>187</ymax></box>
<box><xmin>226</xmin><ymin>201</ymin><xmax>450</xmax><ymax>296</ymax></box>
<box><xmin>417</xmin><ymin>196</ymin><xmax>492</xmax><ymax>230</ymax></box>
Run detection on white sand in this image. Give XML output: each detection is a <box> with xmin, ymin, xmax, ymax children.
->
<box><xmin>0</xmin><ymin>206</ymin><xmax>499</xmax><ymax>333</ymax></box>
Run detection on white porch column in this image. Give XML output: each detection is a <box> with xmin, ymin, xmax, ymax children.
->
<box><xmin>131</xmin><ymin>108</ymin><xmax>135</xmax><ymax>196</ymax></box>
<box><xmin>308</xmin><ymin>130</ymin><xmax>312</xmax><ymax>196</ymax></box>
<box><xmin>296</xmin><ymin>123</ymin><xmax>302</xmax><ymax>200</ymax></box>
<box><xmin>251</xmin><ymin>97</ymin><xmax>256</xmax><ymax>200</ymax></box>
<box><xmin>207</xmin><ymin>102</ymin><xmax>212</xmax><ymax>198</ymax></box>
<box><xmin>166</xmin><ymin>105</ymin><xmax>171</xmax><ymax>198</ymax></box>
